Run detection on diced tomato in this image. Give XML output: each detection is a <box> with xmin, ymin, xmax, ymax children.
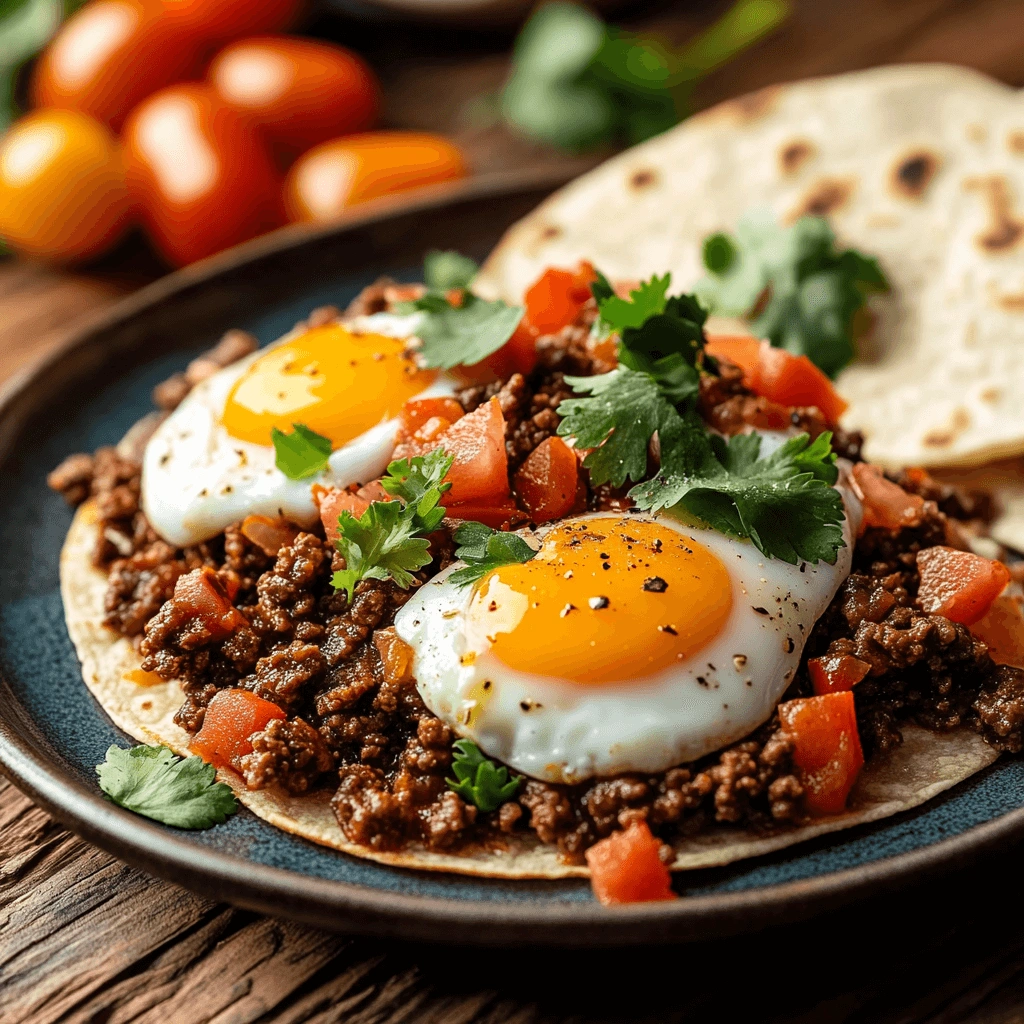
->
<box><xmin>808</xmin><ymin>653</ymin><xmax>871</xmax><ymax>695</ymax></box>
<box><xmin>240</xmin><ymin>514</ymin><xmax>299</xmax><ymax>556</ymax></box>
<box><xmin>850</xmin><ymin>462</ymin><xmax>926</xmax><ymax>532</ymax></box>
<box><xmin>483</xmin><ymin>319</ymin><xmax>540</xmax><ymax>379</ymax></box>
<box><xmin>514</xmin><ymin>436</ymin><xmax>578</xmax><ymax>523</ymax></box>
<box><xmin>778</xmin><ymin>691</ymin><xmax>864</xmax><ymax>816</ymax></box>
<box><xmin>444</xmin><ymin>499</ymin><xmax>530</xmax><ymax>530</ymax></box>
<box><xmin>970</xmin><ymin>591</ymin><xmax>1024</xmax><ymax>669</ymax></box>
<box><xmin>524</xmin><ymin>261</ymin><xmax>597</xmax><ymax>336</ymax></box>
<box><xmin>313</xmin><ymin>484</ymin><xmax>370</xmax><ymax>542</ymax></box>
<box><xmin>399</xmin><ymin>397</ymin><xmax>464</xmax><ymax>442</ymax></box>
<box><xmin>172</xmin><ymin>567</ymin><xmax>247</xmax><ymax>641</ymax></box>
<box><xmin>585</xmin><ymin>821</ymin><xmax>676</xmax><ymax>906</ymax></box>
<box><xmin>437</xmin><ymin>397</ymin><xmax>511</xmax><ymax>504</ymax></box>
<box><xmin>705</xmin><ymin>335</ymin><xmax>848</xmax><ymax>425</ymax></box>
<box><xmin>917</xmin><ymin>546</ymin><xmax>1011</xmax><ymax>626</ymax></box>
<box><xmin>191</xmin><ymin>688</ymin><xmax>286</xmax><ymax>769</ymax></box>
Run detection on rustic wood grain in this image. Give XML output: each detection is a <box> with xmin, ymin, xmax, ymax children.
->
<box><xmin>7</xmin><ymin>0</ymin><xmax>1024</xmax><ymax>1020</ymax></box>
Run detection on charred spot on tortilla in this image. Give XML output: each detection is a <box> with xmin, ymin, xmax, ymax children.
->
<box><xmin>787</xmin><ymin>177</ymin><xmax>855</xmax><ymax>222</ymax></box>
<box><xmin>721</xmin><ymin>84</ymin><xmax>781</xmax><ymax>123</ymax></box>
<box><xmin>778</xmin><ymin>139</ymin><xmax>815</xmax><ymax>176</ymax></box>
<box><xmin>966</xmin><ymin>123</ymin><xmax>988</xmax><ymax>144</ymax></box>
<box><xmin>890</xmin><ymin>150</ymin><xmax>940</xmax><ymax>200</ymax></box>
<box><xmin>965</xmin><ymin>175</ymin><xmax>1024</xmax><ymax>253</ymax></box>
<box><xmin>629</xmin><ymin>168</ymin><xmax>658</xmax><ymax>190</ymax></box>
<box><xmin>991</xmin><ymin>287</ymin><xmax>1024</xmax><ymax>314</ymax></box>
<box><xmin>1008</xmin><ymin>130</ymin><xmax>1024</xmax><ymax>155</ymax></box>
<box><xmin>923</xmin><ymin>407</ymin><xmax>972</xmax><ymax>448</ymax></box>
<box><xmin>539</xmin><ymin>223</ymin><xmax>562</xmax><ymax>241</ymax></box>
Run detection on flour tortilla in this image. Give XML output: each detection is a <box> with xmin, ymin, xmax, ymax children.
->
<box><xmin>63</xmin><ymin>503</ymin><xmax>996</xmax><ymax>878</ymax></box>
<box><xmin>477</xmin><ymin>63</ymin><xmax>1024</xmax><ymax>472</ymax></box>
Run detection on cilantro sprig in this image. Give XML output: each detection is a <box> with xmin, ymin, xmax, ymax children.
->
<box><xmin>696</xmin><ymin>212</ymin><xmax>889</xmax><ymax>377</ymax></box>
<box><xmin>447</xmin><ymin>739</ymin><xmax>522</xmax><ymax>812</ymax></box>
<box><xmin>331</xmin><ymin>450</ymin><xmax>453</xmax><ymax>599</ymax></box>
<box><xmin>272</xmin><ymin>423</ymin><xmax>332</xmax><ymax>480</ymax></box>
<box><xmin>448</xmin><ymin>521</ymin><xmax>537</xmax><ymax>587</ymax></box>
<box><xmin>399</xmin><ymin>251</ymin><xmax>525</xmax><ymax>370</ymax></box>
<box><xmin>96</xmin><ymin>744</ymin><xmax>238</xmax><ymax>829</ymax></box>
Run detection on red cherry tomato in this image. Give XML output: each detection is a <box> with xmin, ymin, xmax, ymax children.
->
<box><xmin>30</xmin><ymin>0</ymin><xmax>202</xmax><ymax>131</ymax></box>
<box><xmin>122</xmin><ymin>83</ymin><xmax>284</xmax><ymax>266</ymax></box>
<box><xmin>207</xmin><ymin>36</ymin><xmax>379</xmax><ymax>163</ymax></box>
<box><xmin>284</xmin><ymin>131</ymin><xmax>468</xmax><ymax>221</ymax></box>
<box><xmin>159</xmin><ymin>0</ymin><xmax>303</xmax><ymax>42</ymax></box>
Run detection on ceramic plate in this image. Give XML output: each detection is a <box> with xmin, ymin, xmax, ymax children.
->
<box><xmin>2</xmin><ymin>177</ymin><xmax>1024</xmax><ymax>946</ymax></box>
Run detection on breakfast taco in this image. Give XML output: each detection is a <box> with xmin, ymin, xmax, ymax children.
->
<box><xmin>50</xmin><ymin>66</ymin><xmax>1024</xmax><ymax>902</ymax></box>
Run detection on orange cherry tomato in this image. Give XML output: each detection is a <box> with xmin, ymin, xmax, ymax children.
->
<box><xmin>778</xmin><ymin>690</ymin><xmax>864</xmax><ymax>816</ymax></box>
<box><xmin>191</xmin><ymin>688</ymin><xmax>286</xmax><ymax>768</ymax></box>
<box><xmin>122</xmin><ymin>83</ymin><xmax>284</xmax><ymax>266</ymax></box>
<box><xmin>160</xmin><ymin>0</ymin><xmax>303</xmax><ymax>43</ymax></box>
<box><xmin>585</xmin><ymin>821</ymin><xmax>676</xmax><ymax>906</ymax></box>
<box><xmin>808</xmin><ymin>653</ymin><xmax>871</xmax><ymax>696</ymax></box>
<box><xmin>208</xmin><ymin>36</ymin><xmax>379</xmax><ymax>163</ymax></box>
<box><xmin>524</xmin><ymin>262</ymin><xmax>597</xmax><ymax>336</ymax></box>
<box><xmin>30</xmin><ymin>0</ymin><xmax>201</xmax><ymax>131</ymax></box>
<box><xmin>916</xmin><ymin>546</ymin><xmax>1011</xmax><ymax>626</ymax></box>
<box><xmin>284</xmin><ymin>131</ymin><xmax>468</xmax><ymax>221</ymax></box>
<box><xmin>0</xmin><ymin>109</ymin><xmax>132</xmax><ymax>264</ymax></box>
<box><xmin>514</xmin><ymin>436</ymin><xmax>578</xmax><ymax>523</ymax></box>
<box><xmin>705</xmin><ymin>335</ymin><xmax>849</xmax><ymax>426</ymax></box>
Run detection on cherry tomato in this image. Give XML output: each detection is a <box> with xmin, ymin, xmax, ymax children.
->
<box><xmin>208</xmin><ymin>36</ymin><xmax>379</xmax><ymax>162</ymax></box>
<box><xmin>30</xmin><ymin>0</ymin><xmax>201</xmax><ymax>131</ymax></box>
<box><xmin>160</xmin><ymin>0</ymin><xmax>303</xmax><ymax>43</ymax></box>
<box><xmin>284</xmin><ymin>131</ymin><xmax>468</xmax><ymax>221</ymax></box>
<box><xmin>0</xmin><ymin>109</ymin><xmax>131</xmax><ymax>264</ymax></box>
<box><xmin>122</xmin><ymin>83</ymin><xmax>284</xmax><ymax>266</ymax></box>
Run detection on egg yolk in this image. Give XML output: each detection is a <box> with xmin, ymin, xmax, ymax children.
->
<box><xmin>468</xmin><ymin>516</ymin><xmax>733</xmax><ymax>684</ymax></box>
<box><xmin>222</xmin><ymin>324</ymin><xmax>437</xmax><ymax>447</ymax></box>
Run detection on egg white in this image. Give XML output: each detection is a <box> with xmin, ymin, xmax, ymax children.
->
<box><xmin>142</xmin><ymin>311</ymin><xmax>457</xmax><ymax>547</ymax></box>
<box><xmin>395</xmin><ymin>471</ymin><xmax>862</xmax><ymax>784</ymax></box>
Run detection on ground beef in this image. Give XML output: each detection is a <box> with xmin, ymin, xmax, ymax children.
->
<box><xmin>238</xmin><ymin>717</ymin><xmax>334</xmax><ymax>794</ymax></box>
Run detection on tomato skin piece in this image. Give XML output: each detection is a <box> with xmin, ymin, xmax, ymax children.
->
<box><xmin>808</xmin><ymin>653</ymin><xmax>871</xmax><ymax>695</ymax></box>
<box><xmin>917</xmin><ymin>546</ymin><xmax>1011</xmax><ymax>626</ymax></box>
<box><xmin>207</xmin><ymin>36</ymin><xmax>379</xmax><ymax>162</ymax></box>
<box><xmin>160</xmin><ymin>0</ymin><xmax>303</xmax><ymax>42</ymax></box>
<box><xmin>31</xmin><ymin>0</ymin><xmax>202</xmax><ymax>132</ymax></box>
<box><xmin>191</xmin><ymin>688</ymin><xmax>286</xmax><ymax>769</ymax></box>
<box><xmin>122</xmin><ymin>83</ymin><xmax>284</xmax><ymax>266</ymax></box>
<box><xmin>524</xmin><ymin>262</ymin><xmax>597</xmax><ymax>336</ymax></box>
<box><xmin>850</xmin><ymin>462</ymin><xmax>926</xmax><ymax>532</ymax></box>
<box><xmin>705</xmin><ymin>335</ymin><xmax>849</xmax><ymax>425</ymax></box>
<box><xmin>0</xmin><ymin>109</ymin><xmax>131</xmax><ymax>264</ymax></box>
<box><xmin>284</xmin><ymin>131</ymin><xmax>468</xmax><ymax>220</ymax></box>
<box><xmin>585</xmin><ymin>821</ymin><xmax>676</xmax><ymax>906</ymax></box>
<box><xmin>514</xmin><ymin>436</ymin><xmax>578</xmax><ymax>523</ymax></box>
<box><xmin>778</xmin><ymin>691</ymin><xmax>864</xmax><ymax>816</ymax></box>
<box><xmin>970</xmin><ymin>592</ymin><xmax>1024</xmax><ymax>668</ymax></box>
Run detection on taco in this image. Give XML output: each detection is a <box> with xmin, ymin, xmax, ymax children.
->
<box><xmin>50</xmin><ymin>66</ymin><xmax>1024</xmax><ymax>901</ymax></box>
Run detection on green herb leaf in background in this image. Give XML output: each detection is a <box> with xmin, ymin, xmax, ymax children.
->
<box><xmin>0</xmin><ymin>0</ymin><xmax>63</xmax><ymax>132</ymax></box>
<box><xmin>447</xmin><ymin>738</ymin><xmax>522</xmax><ymax>812</ymax></box>
<box><xmin>96</xmin><ymin>744</ymin><xmax>238</xmax><ymax>829</ymax></box>
<box><xmin>501</xmin><ymin>0</ymin><xmax>790</xmax><ymax>151</ymax></box>
<box><xmin>448</xmin><ymin>521</ymin><xmax>537</xmax><ymax>587</ymax></box>
<box><xmin>271</xmin><ymin>423</ymin><xmax>332</xmax><ymax>480</ymax></box>
<box><xmin>696</xmin><ymin>212</ymin><xmax>889</xmax><ymax>377</ymax></box>
<box><xmin>423</xmin><ymin>249</ymin><xmax>479</xmax><ymax>291</ymax></box>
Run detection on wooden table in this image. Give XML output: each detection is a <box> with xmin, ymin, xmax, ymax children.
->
<box><xmin>6</xmin><ymin>1</ymin><xmax>1024</xmax><ymax>1019</ymax></box>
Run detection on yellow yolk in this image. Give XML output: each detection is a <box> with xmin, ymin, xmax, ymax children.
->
<box><xmin>468</xmin><ymin>516</ymin><xmax>733</xmax><ymax>684</ymax></box>
<box><xmin>222</xmin><ymin>324</ymin><xmax>437</xmax><ymax>447</ymax></box>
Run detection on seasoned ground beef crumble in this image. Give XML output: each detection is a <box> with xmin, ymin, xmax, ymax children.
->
<box><xmin>48</xmin><ymin>284</ymin><xmax>1024</xmax><ymax>862</ymax></box>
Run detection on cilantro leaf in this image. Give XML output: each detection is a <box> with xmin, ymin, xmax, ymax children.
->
<box><xmin>557</xmin><ymin>366</ymin><xmax>679</xmax><ymax>488</ymax></box>
<box><xmin>448</xmin><ymin>521</ymin><xmax>537</xmax><ymax>587</ymax></box>
<box><xmin>416</xmin><ymin>296</ymin><xmax>525</xmax><ymax>370</ymax></box>
<box><xmin>447</xmin><ymin>739</ymin><xmax>522</xmax><ymax>812</ymax></box>
<box><xmin>423</xmin><ymin>250</ymin><xmax>478</xmax><ymax>290</ymax></box>
<box><xmin>697</xmin><ymin>212</ymin><xmax>889</xmax><ymax>377</ymax></box>
<box><xmin>96</xmin><ymin>744</ymin><xmax>237</xmax><ymax>829</ymax></box>
<box><xmin>380</xmin><ymin>449</ymin><xmax>454</xmax><ymax>531</ymax></box>
<box><xmin>630</xmin><ymin>427</ymin><xmax>845</xmax><ymax>564</ymax></box>
<box><xmin>271</xmin><ymin>423</ymin><xmax>332</xmax><ymax>480</ymax></box>
<box><xmin>597</xmin><ymin>273</ymin><xmax>671</xmax><ymax>331</ymax></box>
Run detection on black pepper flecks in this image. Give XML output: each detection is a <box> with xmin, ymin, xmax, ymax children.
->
<box><xmin>643</xmin><ymin>576</ymin><xmax>668</xmax><ymax>593</ymax></box>
<box><xmin>659</xmin><ymin>624</ymin><xmax>678</xmax><ymax>635</ymax></box>
<box><xmin>753</xmin><ymin>606</ymin><xmax>770</xmax><ymax>616</ymax></box>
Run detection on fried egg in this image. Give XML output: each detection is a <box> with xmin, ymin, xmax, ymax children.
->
<box><xmin>395</xmin><ymin>482</ymin><xmax>861</xmax><ymax>783</ymax></box>
<box><xmin>142</xmin><ymin>312</ymin><xmax>458</xmax><ymax>546</ymax></box>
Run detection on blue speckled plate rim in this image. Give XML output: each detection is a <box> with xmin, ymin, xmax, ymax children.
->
<box><xmin>2</xmin><ymin>174</ymin><xmax>1024</xmax><ymax>945</ymax></box>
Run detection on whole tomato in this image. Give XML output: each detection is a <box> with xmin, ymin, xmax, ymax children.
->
<box><xmin>207</xmin><ymin>36</ymin><xmax>379</xmax><ymax>162</ymax></box>
<box><xmin>30</xmin><ymin>0</ymin><xmax>201</xmax><ymax>131</ymax></box>
<box><xmin>0</xmin><ymin>109</ymin><xmax>131</xmax><ymax>263</ymax></box>
<box><xmin>122</xmin><ymin>83</ymin><xmax>283</xmax><ymax>266</ymax></box>
<box><xmin>159</xmin><ymin>0</ymin><xmax>303</xmax><ymax>43</ymax></box>
<box><xmin>284</xmin><ymin>132</ymin><xmax>468</xmax><ymax>221</ymax></box>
